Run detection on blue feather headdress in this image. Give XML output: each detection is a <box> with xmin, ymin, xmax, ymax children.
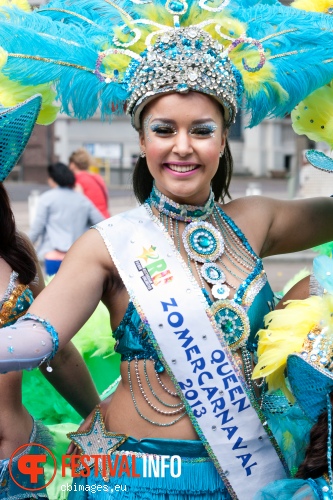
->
<box><xmin>0</xmin><ymin>0</ymin><xmax>333</xmax><ymax>129</ymax></box>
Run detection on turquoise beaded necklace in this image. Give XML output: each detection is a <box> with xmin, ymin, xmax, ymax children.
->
<box><xmin>148</xmin><ymin>183</ymin><xmax>258</xmax><ymax>307</ymax></box>
<box><xmin>145</xmin><ymin>186</ymin><xmax>266</xmax><ymax>410</ymax></box>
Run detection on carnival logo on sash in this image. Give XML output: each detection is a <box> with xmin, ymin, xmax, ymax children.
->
<box><xmin>135</xmin><ymin>245</ymin><xmax>173</xmax><ymax>290</ymax></box>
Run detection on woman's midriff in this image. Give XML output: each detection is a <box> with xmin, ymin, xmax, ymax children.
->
<box><xmin>103</xmin><ymin>359</ymin><xmax>199</xmax><ymax>440</ymax></box>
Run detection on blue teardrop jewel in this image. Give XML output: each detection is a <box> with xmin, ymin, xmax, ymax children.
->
<box><xmin>211</xmin><ymin>300</ymin><xmax>250</xmax><ymax>351</ymax></box>
<box><xmin>182</xmin><ymin>221</ymin><xmax>224</xmax><ymax>263</ymax></box>
<box><xmin>201</xmin><ymin>263</ymin><xmax>226</xmax><ymax>284</ymax></box>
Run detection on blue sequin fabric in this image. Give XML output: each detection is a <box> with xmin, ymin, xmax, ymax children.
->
<box><xmin>113</xmin><ymin>301</ymin><xmax>160</xmax><ymax>364</ymax></box>
<box><xmin>112</xmin><ymin>209</ymin><xmax>274</xmax><ymax>362</ymax></box>
<box><xmin>0</xmin><ymin>271</ymin><xmax>33</xmax><ymax>328</ymax></box>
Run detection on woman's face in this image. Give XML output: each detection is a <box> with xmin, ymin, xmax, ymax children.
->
<box><xmin>140</xmin><ymin>92</ymin><xmax>227</xmax><ymax>205</ymax></box>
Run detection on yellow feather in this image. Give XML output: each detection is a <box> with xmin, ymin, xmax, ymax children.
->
<box><xmin>282</xmin><ymin>430</ymin><xmax>294</xmax><ymax>453</ymax></box>
<box><xmin>292</xmin><ymin>0</ymin><xmax>333</xmax><ymax>13</ymax></box>
<box><xmin>291</xmin><ymin>83</ymin><xmax>333</xmax><ymax>149</ymax></box>
<box><xmin>252</xmin><ymin>296</ymin><xmax>333</xmax><ymax>401</ymax></box>
<box><xmin>0</xmin><ymin>0</ymin><xmax>31</xmax><ymax>12</ymax></box>
<box><xmin>229</xmin><ymin>44</ymin><xmax>288</xmax><ymax>103</ymax></box>
<box><xmin>0</xmin><ymin>47</ymin><xmax>7</xmax><ymax>71</ymax></box>
<box><xmin>0</xmin><ymin>75</ymin><xmax>58</xmax><ymax>125</ymax></box>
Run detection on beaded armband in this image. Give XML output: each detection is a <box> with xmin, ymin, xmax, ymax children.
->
<box><xmin>16</xmin><ymin>312</ymin><xmax>59</xmax><ymax>361</ymax></box>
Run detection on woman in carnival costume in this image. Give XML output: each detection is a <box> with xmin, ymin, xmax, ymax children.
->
<box><xmin>2</xmin><ymin>0</ymin><xmax>333</xmax><ymax>498</ymax></box>
<box><xmin>0</xmin><ymin>95</ymin><xmax>101</xmax><ymax>499</ymax></box>
<box><xmin>253</xmin><ymin>252</ymin><xmax>333</xmax><ymax>499</ymax></box>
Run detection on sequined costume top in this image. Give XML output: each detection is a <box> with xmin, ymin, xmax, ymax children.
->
<box><xmin>0</xmin><ymin>271</ymin><xmax>33</xmax><ymax>328</ymax></box>
<box><xmin>112</xmin><ymin>210</ymin><xmax>274</xmax><ymax>365</ymax></box>
<box><xmin>0</xmin><ymin>271</ymin><xmax>49</xmax><ymax>499</ymax></box>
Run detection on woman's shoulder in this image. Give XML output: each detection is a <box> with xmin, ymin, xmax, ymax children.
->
<box><xmin>220</xmin><ymin>195</ymin><xmax>276</xmax><ymax>223</ymax></box>
<box><xmin>66</xmin><ymin>227</ymin><xmax>115</xmax><ymax>268</ymax></box>
<box><xmin>219</xmin><ymin>196</ymin><xmax>279</xmax><ymax>256</ymax></box>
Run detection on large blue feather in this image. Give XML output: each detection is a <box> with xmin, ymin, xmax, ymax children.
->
<box><xmin>1</xmin><ymin>0</ymin><xmax>333</xmax><ymax>126</ymax></box>
<box><xmin>229</xmin><ymin>3</ymin><xmax>333</xmax><ymax>125</ymax></box>
<box><xmin>0</xmin><ymin>7</ymin><xmax>127</xmax><ymax>120</ymax></box>
<box><xmin>38</xmin><ymin>0</ymin><xmax>150</xmax><ymax>27</ymax></box>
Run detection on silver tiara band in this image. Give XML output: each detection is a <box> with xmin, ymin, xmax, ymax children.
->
<box><xmin>125</xmin><ymin>27</ymin><xmax>241</xmax><ymax>130</ymax></box>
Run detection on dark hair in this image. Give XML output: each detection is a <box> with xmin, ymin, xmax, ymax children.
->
<box><xmin>48</xmin><ymin>162</ymin><xmax>75</xmax><ymax>188</ymax></box>
<box><xmin>296</xmin><ymin>392</ymin><xmax>333</xmax><ymax>480</ymax></box>
<box><xmin>133</xmin><ymin>138</ymin><xmax>233</xmax><ymax>204</ymax></box>
<box><xmin>0</xmin><ymin>184</ymin><xmax>36</xmax><ymax>284</ymax></box>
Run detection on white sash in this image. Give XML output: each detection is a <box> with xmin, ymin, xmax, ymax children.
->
<box><xmin>96</xmin><ymin>205</ymin><xmax>288</xmax><ymax>499</ymax></box>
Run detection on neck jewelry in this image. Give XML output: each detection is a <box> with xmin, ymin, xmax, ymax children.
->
<box><xmin>148</xmin><ymin>184</ymin><xmax>257</xmax><ymax>351</ymax></box>
<box><xmin>149</xmin><ymin>184</ymin><xmax>215</xmax><ymax>222</ymax></box>
<box><xmin>128</xmin><ymin>186</ymin><xmax>262</xmax><ymax>426</ymax></box>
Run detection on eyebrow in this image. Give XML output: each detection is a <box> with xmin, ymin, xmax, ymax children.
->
<box><xmin>150</xmin><ymin>118</ymin><xmax>217</xmax><ymax>124</ymax></box>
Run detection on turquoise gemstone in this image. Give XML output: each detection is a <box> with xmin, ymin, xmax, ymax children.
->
<box><xmin>198</xmin><ymin>235</ymin><xmax>210</xmax><ymax>248</ymax></box>
<box><xmin>169</xmin><ymin>1</ymin><xmax>185</xmax><ymax>12</ymax></box>
<box><xmin>155</xmin><ymin>359</ymin><xmax>165</xmax><ymax>373</ymax></box>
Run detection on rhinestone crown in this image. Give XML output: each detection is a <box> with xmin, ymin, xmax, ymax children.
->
<box><xmin>125</xmin><ymin>27</ymin><xmax>242</xmax><ymax>130</ymax></box>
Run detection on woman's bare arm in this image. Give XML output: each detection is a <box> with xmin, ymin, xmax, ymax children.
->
<box><xmin>29</xmin><ymin>228</ymin><xmax>113</xmax><ymax>348</ymax></box>
<box><xmin>0</xmin><ymin>229</ymin><xmax>113</xmax><ymax>373</ymax></box>
<box><xmin>225</xmin><ymin>196</ymin><xmax>333</xmax><ymax>259</ymax></box>
<box><xmin>40</xmin><ymin>342</ymin><xmax>100</xmax><ymax>418</ymax></box>
<box><xmin>261</xmin><ymin>197</ymin><xmax>333</xmax><ymax>257</ymax></box>
<box><xmin>23</xmin><ymin>232</ymin><xmax>102</xmax><ymax>417</ymax></box>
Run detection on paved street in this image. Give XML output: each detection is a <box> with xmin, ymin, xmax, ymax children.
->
<box><xmin>6</xmin><ymin>175</ymin><xmax>316</xmax><ymax>293</ymax></box>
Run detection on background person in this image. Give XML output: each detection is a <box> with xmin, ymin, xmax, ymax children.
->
<box><xmin>29</xmin><ymin>162</ymin><xmax>103</xmax><ymax>275</ymax></box>
<box><xmin>69</xmin><ymin>148</ymin><xmax>110</xmax><ymax>218</ymax></box>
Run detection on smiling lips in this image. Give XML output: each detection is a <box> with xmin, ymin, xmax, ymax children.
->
<box><xmin>165</xmin><ymin>163</ymin><xmax>199</xmax><ymax>173</ymax></box>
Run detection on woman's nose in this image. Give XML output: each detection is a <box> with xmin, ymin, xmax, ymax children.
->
<box><xmin>172</xmin><ymin>131</ymin><xmax>193</xmax><ymax>157</ymax></box>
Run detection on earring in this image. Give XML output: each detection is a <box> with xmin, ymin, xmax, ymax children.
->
<box><xmin>140</xmin><ymin>150</ymin><xmax>146</xmax><ymax>158</ymax></box>
<box><xmin>219</xmin><ymin>150</ymin><xmax>224</xmax><ymax>158</ymax></box>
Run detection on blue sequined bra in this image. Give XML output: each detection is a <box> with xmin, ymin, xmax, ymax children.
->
<box><xmin>0</xmin><ymin>271</ymin><xmax>34</xmax><ymax>328</ymax></box>
<box><xmin>112</xmin><ymin>208</ymin><xmax>275</xmax><ymax>366</ymax></box>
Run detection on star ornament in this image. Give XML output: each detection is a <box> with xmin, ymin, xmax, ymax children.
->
<box><xmin>67</xmin><ymin>406</ymin><xmax>127</xmax><ymax>470</ymax></box>
<box><xmin>138</xmin><ymin>245</ymin><xmax>157</xmax><ymax>262</ymax></box>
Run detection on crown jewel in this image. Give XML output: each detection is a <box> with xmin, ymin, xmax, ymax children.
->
<box><xmin>126</xmin><ymin>27</ymin><xmax>242</xmax><ymax>130</ymax></box>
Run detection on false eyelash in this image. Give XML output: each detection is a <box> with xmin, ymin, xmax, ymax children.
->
<box><xmin>150</xmin><ymin>123</ymin><xmax>177</xmax><ymax>134</ymax></box>
<box><xmin>189</xmin><ymin>124</ymin><xmax>218</xmax><ymax>136</ymax></box>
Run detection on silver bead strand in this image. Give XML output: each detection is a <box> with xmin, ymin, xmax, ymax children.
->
<box><xmin>127</xmin><ymin>361</ymin><xmax>187</xmax><ymax>427</ymax></box>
